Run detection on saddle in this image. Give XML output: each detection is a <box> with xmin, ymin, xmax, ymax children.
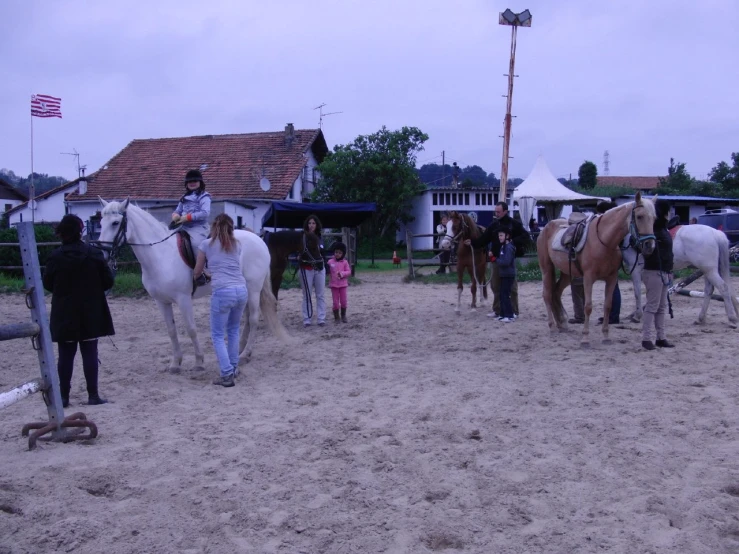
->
<box><xmin>176</xmin><ymin>231</ymin><xmax>211</xmax><ymax>293</ymax></box>
<box><xmin>557</xmin><ymin>213</ymin><xmax>594</xmax><ymax>253</ymax></box>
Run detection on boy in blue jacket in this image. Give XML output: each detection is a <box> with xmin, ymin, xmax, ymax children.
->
<box><xmin>496</xmin><ymin>228</ymin><xmax>516</xmax><ymax>322</ymax></box>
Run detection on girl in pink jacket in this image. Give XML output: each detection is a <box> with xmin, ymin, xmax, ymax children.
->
<box><xmin>327</xmin><ymin>242</ymin><xmax>351</xmax><ymax>323</ymax></box>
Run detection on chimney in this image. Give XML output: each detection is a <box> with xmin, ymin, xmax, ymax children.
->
<box><xmin>78</xmin><ymin>167</ymin><xmax>88</xmax><ymax>195</ymax></box>
<box><xmin>284</xmin><ymin>123</ymin><xmax>295</xmax><ymax>147</ymax></box>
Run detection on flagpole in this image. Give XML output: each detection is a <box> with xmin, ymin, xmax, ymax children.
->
<box><xmin>30</xmin><ymin>103</ymin><xmax>35</xmax><ymax>223</ymax></box>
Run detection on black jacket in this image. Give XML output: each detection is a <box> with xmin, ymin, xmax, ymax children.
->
<box><xmin>469</xmin><ymin>215</ymin><xmax>531</xmax><ymax>257</ymax></box>
<box><xmin>643</xmin><ymin>220</ymin><xmax>673</xmax><ymax>272</ymax></box>
<box><xmin>42</xmin><ymin>241</ymin><xmax>115</xmax><ymax>342</ymax></box>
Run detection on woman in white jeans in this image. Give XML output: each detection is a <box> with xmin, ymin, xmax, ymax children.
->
<box><xmin>194</xmin><ymin>214</ymin><xmax>247</xmax><ymax>387</ymax></box>
<box><xmin>299</xmin><ymin>214</ymin><xmax>326</xmax><ymax>327</ymax></box>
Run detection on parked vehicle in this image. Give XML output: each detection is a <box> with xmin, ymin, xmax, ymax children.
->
<box><xmin>697</xmin><ymin>209</ymin><xmax>739</xmax><ymax>248</ymax></box>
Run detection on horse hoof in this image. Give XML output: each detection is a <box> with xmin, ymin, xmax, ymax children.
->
<box><xmin>192</xmin><ymin>365</ymin><xmax>205</xmax><ymax>372</ymax></box>
<box><xmin>602</xmin><ymin>339</ymin><xmax>613</xmax><ymax>345</ymax></box>
<box><xmin>580</xmin><ymin>342</ymin><xmax>591</xmax><ymax>349</ymax></box>
<box><xmin>168</xmin><ymin>366</ymin><xmax>181</xmax><ymax>374</ymax></box>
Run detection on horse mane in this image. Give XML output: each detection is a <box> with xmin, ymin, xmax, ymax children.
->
<box><xmin>452</xmin><ymin>212</ymin><xmax>482</xmax><ymax>240</ymax></box>
<box><xmin>102</xmin><ymin>201</ymin><xmax>169</xmax><ymax>237</ymax></box>
<box><xmin>267</xmin><ymin>229</ymin><xmax>320</xmax><ymax>255</ymax></box>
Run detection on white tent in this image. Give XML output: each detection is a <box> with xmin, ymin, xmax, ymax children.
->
<box><xmin>512</xmin><ymin>156</ymin><xmax>609</xmax><ymax>230</ymax></box>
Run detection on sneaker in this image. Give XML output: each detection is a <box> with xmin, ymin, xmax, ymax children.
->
<box><xmin>487</xmin><ymin>312</ymin><xmax>499</xmax><ymax>318</ymax></box>
<box><xmin>318</xmin><ymin>321</ymin><xmax>325</xmax><ymax>327</ymax></box>
<box><xmin>500</xmin><ymin>317</ymin><xmax>512</xmax><ymax>323</ymax></box>
<box><xmin>512</xmin><ymin>313</ymin><xmax>518</xmax><ymax>319</ymax></box>
<box><xmin>213</xmin><ymin>375</ymin><xmax>235</xmax><ymax>387</ymax></box>
<box><xmin>497</xmin><ymin>316</ymin><xmax>505</xmax><ymax>321</ymax></box>
<box><xmin>303</xmin><ymin>322</ymin><xmax>312</xmax><ymax>328</ymax></box>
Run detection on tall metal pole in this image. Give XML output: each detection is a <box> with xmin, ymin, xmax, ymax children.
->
<box><xmin>499</xmin><ymin>24</ymin><xmax>518</xmax><ymax>202</ymax></box>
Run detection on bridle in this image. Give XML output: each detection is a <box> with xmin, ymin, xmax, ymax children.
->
<box><xmin>94</xmin><ymin>210</ymin><xmax>180</xmax><ymax>269</ymax></box>
<box><xmin>592</xmin><ymin>202</ymin><xmax>656</xmax><ymax>276</ymax></box>
<box><xmin>300</xmin><ymin>232</ymin><xmax>324</xmax><ymax>270</ymax></box>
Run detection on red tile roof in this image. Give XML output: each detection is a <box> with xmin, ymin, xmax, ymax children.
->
<box><xmin>597</xmin><ymin>176</ymin><xmax>663</xmax><ymax>190</ymax></box>
<box><xmin>68</xmin><ymin>128</ymin><xmax>328</xmax><ymax>202</ymax></box>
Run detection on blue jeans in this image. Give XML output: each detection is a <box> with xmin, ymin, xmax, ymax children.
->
<box><xmin>210</xmin><ymin>286</ymin><xmax>248</xmax><ymax>377</ymax></box>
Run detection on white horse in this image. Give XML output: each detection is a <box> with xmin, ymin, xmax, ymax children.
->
<box><xmin>97</xmin><ymin>198</ymin><xmax>287</xmax><ymax>372</ymax></box>
<box><xmin>623</xmin><ymin>223</ymin><xmax>739</xmax><ymax>326</ymax></box>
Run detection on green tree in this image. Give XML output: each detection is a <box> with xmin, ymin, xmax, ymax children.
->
<box><xmin>656</xmin><ymin>158</ymin><xmax>693</xmax><ymax>193</ymax></box>
<box><xmin>577</xmin><ymin>161</ymin><xmax>598</xmax><ymax>189</ymax></box>
<box><xmin>709</xmin><ymin>152</ymin><xmax>739</xmax><ymax>194</ymax></box>
<box><xmin>313</xmin><ymin>126</ymin><xmax>429</xmax><ymax>237</ymax></box>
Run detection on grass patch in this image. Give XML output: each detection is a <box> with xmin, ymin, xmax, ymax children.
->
<box><xmin>0</xmin><ymin>273</ymin><xmax>26</xmax><ymax>293</ymax></box>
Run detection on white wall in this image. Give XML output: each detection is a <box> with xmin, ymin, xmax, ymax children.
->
<box><xmin>8</xmin><ymin>188</ymin><xmax>74</xmax><ymax>226</ymax></box>
<box><xmin>2</xmin><ymin>198</ymin><xmax>24</xmax><ymax>213</ymax></box>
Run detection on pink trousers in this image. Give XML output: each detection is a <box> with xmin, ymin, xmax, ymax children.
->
<box><xmin>331</xmin><ymin>287</ymin><xmax>348</xmax><ymax>310</ymax></box>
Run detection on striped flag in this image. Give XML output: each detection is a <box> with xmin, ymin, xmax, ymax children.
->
<box><xmin>31</xmin><ymin>94</ymin><xmax>62</xmax><ymax>118</ymax></box>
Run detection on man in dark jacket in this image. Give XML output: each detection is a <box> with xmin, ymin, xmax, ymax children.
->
<box><xmin>43</xmin><ymin>214</ymin><xmax>115</xmax><ymax>407</ymax></box>
<box><xmin>464</xmin><ymin>202</ymin><xmax>530</xmax><ymax>317</ymax></box>
<box><xmin>641</xmin><ymin>199</ymin><xmax>674</xmax><ymax>350</ymax></box>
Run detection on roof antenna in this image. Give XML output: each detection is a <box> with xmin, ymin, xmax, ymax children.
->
<box><xmin>61</xmin><ymin>148</ymin><xmax>84</xmax><ymax>178</ymax></box>
<box><xmin>313</xmin><ymin>103</ymin><xmax>343</xmax><ymax>129</ymax></box>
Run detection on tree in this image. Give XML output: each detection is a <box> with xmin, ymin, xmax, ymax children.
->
<box><xmin>577</xmin><ymin>161</ymin><xmax>597</xmax><ymax>190</ymax></box>
<box><xmin>313</xmin><ymin>126</ymin><xmax>429</xmax><ymax>238</ymax></box>
<box><xmin>709</xmin><ymin>152</ymin><xmax>739</xmax><ymax>194</ymax></box>
<box><xmin>656</xmin><ymin>158</ymin><xmax>693</xmax><ymax>193</ymax></box>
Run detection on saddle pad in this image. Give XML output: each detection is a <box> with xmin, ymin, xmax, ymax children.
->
<box><xmin>177</xmin><ymin>233</ymin><xmax>196</xmax><ymax>269</ymax></box>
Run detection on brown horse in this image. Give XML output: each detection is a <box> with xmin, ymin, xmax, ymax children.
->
<box><xmin>440</xmin><ymin>211</ymin><xmax>489</xmax><ymax>312</ymax></box>
<box><xmin>264</xmin><ymin>230</ymin><xmax>323</xmax><ymax>299</ymax></box>
<box><xmin>536</xmin><ymin>192</ymin><xmax>657</xmax><ymax>346</ymax></box>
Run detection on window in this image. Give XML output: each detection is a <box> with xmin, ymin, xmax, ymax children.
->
<box><xmin>4</xmin><ymin>204</ymin><xmax>11</xmax><ymax>213</ymax></box>
<box><xmin>452</xmin><ymin>193</ymin><xmax>457</xmax><ymax>205</ymax></box>
<box><xmin>475</xmin><ymin>193</ymin><xmax>480</xmax><ymax>205</ymax></box>
<box><xmin>433</xmin><ymin>193</ymin><xmax>438</xmax><ymax>205</ymax></box>
<box><xmin>464</xmin><ymin>194</ymin><xmax>470</xmax><ymax>205</ymax></box>
<box><xmin>481</xmin><ymin>194</ymin><xmax>486</xmax><ymax>206</ymax></box>
<box><xmin>488</xmin><ymin>193</ymin><xmax>493</xmax><ymax>205</ymax></box>
<box><xmin>445</xmin><ymin>193</ymin><xmax>451</xmax><ymax>205</ymax></box>
<box><xmin>439</xmin><ymin>194</ymin><xmax>444</xmax><ymax>205</ymax></box>
<box><xmin>237</xmin><ymin>216</ymin><xmax>243</xmax><ymax>229</ymax></box>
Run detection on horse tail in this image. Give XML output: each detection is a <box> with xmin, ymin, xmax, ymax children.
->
<box><xmin>259</xmin><ymin>269</ymin><xmax>290</xmax><ymax>341</ymax></box>
<box><xmin>717</xmin><ymin>234</ymin><xmax>739</xmax><ymax>315</ymax></box>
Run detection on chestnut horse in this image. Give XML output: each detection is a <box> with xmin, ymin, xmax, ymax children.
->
<box><xmin>440</xmin><ymin>211</ymin><xmax>488</xmax><ymax>313</ymax></box>
<box><xmin>264</xmin><ymin>230</ymin><xmax>323</xmax><ymax>299</ymax></box>
<box><xmin>537</xmin><ymin>193</ymin><xmax>657</xmax><ymax>346</ymax></box>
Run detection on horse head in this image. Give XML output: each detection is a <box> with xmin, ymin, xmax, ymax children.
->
<box><xmin>97</xmin><ymin>197</ymin><xmax>131</xmax><ymax>260</ymax></box>
<box><xmin>440</xmin><ymin>211</ymin><xmax>465</xmax><ymax>250</ymax></box>
<box><xmin>629</xmin><ymin>192</ymin><xmax>656</xmax><ymax>256</ymax></box>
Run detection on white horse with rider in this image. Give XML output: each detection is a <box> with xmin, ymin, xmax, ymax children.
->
<box><xmin>97</xmin><ymin>198</ymin><xmax>287</xmax><ymax>373</ymax></box>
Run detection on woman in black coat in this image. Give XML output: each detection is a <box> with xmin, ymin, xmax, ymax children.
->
<box><xmin>42</xmin><ymin>214</ymin><xmax>115</xmax><ymax>406</ymax></box>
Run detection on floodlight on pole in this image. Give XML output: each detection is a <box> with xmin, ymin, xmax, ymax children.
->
<box><xmin>497</xmin><ymin>9</ymin><xmax>532</xmax><ymax>201</ymax></box>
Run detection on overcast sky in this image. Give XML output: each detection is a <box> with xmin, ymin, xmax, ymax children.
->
<box><xmin>2</xmin><ymin>0</ymin><xmax>737</xmax><ymax>183</ymax></box>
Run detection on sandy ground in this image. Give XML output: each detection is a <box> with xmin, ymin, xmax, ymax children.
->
<box><xmin>1</xmin><ymin>270</ymin><xmax>739</xmax><ymax>554</ymax></box>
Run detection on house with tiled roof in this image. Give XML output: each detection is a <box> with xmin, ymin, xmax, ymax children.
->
<box><xmin>65</xmin><ymin>124</ymin><xmax>328</xmax><ymax>233</ymax></box>
<box><xmin>6</xmin><ymin>177</ymin><xmax>88</xmax><ymax>226</ymax></box>
<box><xmin>597</xmin><ymin>176</ymin><xmax>662</xmax><ymax>191</ymax></box>
<box><xmin>1</xmin><ymin>177</ymin><xmax>27</xmax><ymax>215</ymax></box>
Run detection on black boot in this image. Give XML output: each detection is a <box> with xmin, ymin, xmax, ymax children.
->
<box><xmin>341</xmin><ymin>308</ymin><xmax>348</xmax><ymax>323</ymax></box>
<box><xmin>333</xmin><ymin>309</ymin><xmax>340</xmax><ymax>323</ymax></box>
<box><xmin>87</xmin><ymin>395</ymin><xmax>108</xmax><ymax>405</ymax></box>
<box><xmin>655</xmin><ymin>339</ymin><xmax>675</xmax><ymax>348</ymax></box>
<box><xmin>642</xmin><ymin>341</ymin><xmax>656</xmax><ymax>351</ymax></box>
